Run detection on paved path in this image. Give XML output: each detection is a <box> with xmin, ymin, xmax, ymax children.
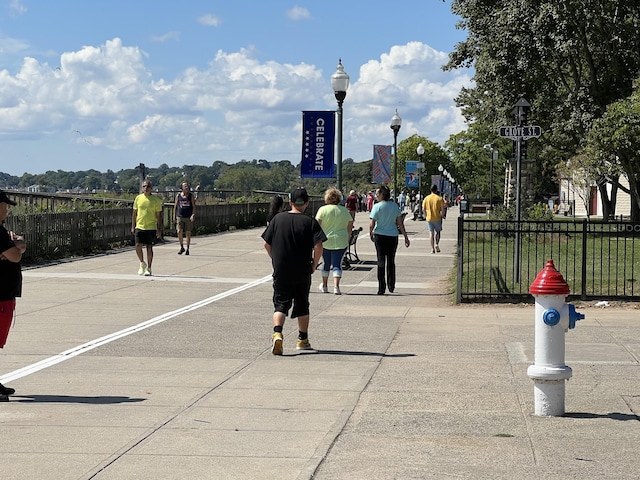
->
<box><xmin>1</xmin><ymin>207</ymin><xmax>640</xmax><ymax>479</ymax></box>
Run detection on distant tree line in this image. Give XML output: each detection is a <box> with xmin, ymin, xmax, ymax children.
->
<box><xmin>0</xmin><ymin>158</ymin><xmax>381</xmax><ymax>199</ymax></box>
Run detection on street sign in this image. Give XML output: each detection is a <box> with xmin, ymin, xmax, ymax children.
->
<box><xmin>498</xmin><ymin>125</ymin><xmax>541</xmax><ymax>141</ymax></box>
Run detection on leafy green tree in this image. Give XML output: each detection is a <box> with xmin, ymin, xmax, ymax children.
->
<box><xmin>264</xmin><ymin>160</ymin><xmax>296</xmax><ymax>192</ymax></box>
<box><xmin>395</xmin><ymin>135</ymin><xmax>449</xmax><ymax>197</ymax></box>
<box><xmin>446</xmin><ymin>0</ymin><xmax>640</xmax><ymax>197</ymax></box>
<box><xmin>160</xmin><ymin>172</ymin><xmax>184</xmax><ymax>189</ymax></box>
<box><xmin>0</xmin><ymin>172</ymin><xmax>19</xmax><ymax>188</ymax></box>
<box><xmin>580</xmin><ymin>78</ymin><xmax>640</xmax><ymax>220</ymax></box>
<box><xmin>343</xmin><ymin>159</ymin><xmax>375</xmax><ymax>195</ymax></box>
<box><xmin>215</xmin><ymin>165</ymin><xmax>268</xmax><ymax>192</ymax></box>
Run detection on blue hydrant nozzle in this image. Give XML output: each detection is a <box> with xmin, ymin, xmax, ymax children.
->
<box><xmin>542</xmin><ymin>308</ymin><xmax>561</xmax><ymax>326</ymax></box>
<box><xmin>568</xmin><ymin>304</ymin><xmax>585</xmax><ymax>329</ymax></box>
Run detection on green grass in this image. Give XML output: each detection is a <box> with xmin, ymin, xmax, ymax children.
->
<box><xmin>460</xmin><ymin>220</ymin><xmax>640</xmax><ymax>299</ymax></box>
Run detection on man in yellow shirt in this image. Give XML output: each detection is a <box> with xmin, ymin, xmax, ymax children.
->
<box><xmin>422</xmin><ymin>185</ymin><xmax>444</xmax><ymax>254</ymax></box>
<box><xmin>131</xmin><ymin>181</ymin><xmax>163</xmax><ymax>276</ymax></box>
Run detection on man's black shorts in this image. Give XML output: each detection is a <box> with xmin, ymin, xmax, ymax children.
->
<box><xmin>134</xmin><ymin>229</ymin><xmax>156</xmax><ymax>246</ymax></box>
<box><xmin>272</xmin><ymin>275</ymin><xmax>312</xmax><ymax>318</ymax></box>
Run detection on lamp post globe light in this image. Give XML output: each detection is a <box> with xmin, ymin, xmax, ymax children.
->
<box><xmin>331</xmin><ymin>59</ymin><xmax>350</xmax><ymax>193</ymax></box>
<box><xmin>416</xmin><ymin>143</ymin><xmax>425</xmax><ymax>219</ymax></box>
<box><xmin>438</xmin><ymin>163</ymin><xmax>444</xmax><ymax>193</ymax></box>
<box><xmin>390</xmin><ymin>109</ymin><xmax>402</xmax><ymax>201</ymax></box>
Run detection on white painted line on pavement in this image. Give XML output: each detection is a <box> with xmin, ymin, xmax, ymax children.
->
<box><xmin>23</xmin><ymin>271</ymin><xmax>260</xmax><ymax>284</ymax></box>
<box><xmin>0</xmin><ymin>274</ymin><xmax>273</xmax><ymax>384</ymax></box>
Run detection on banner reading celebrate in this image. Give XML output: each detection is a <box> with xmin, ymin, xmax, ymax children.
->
<box><xmin>301</xmin><ymin>111</ymin><xmax>335</xmax><ymax>178</ymax></box>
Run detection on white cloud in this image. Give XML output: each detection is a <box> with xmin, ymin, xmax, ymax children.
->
<box><xmin>151</xmin><ymin>31</ymin><xmax>181</xmax><ymax>43</ymax></box>
<box><xmin>286</xmin><ymin>6</ymin><xmax>311</xmax><ymax>20</ymax></box>
<box><xmin>197</xmin><ymin>14</ymin><xmax>221</xmax><ymax>27</ymax></box>
<box><xmin>0</xmin><ymin>38</ymin><xmax>472</xmax><ymax>173</ymax></box>
<box><xmin>346</xmin><ymin>41</ymin><xmax>472</xmax><ymax>148</ymax></box>
<box><xmin>9</xmin><ymin>0</ymin><xmax>27</xmax><ymax>15</ymax></box>
<box><xmin>0</xmin><ymin>36</ymin><xmax>29</xmax><ymax>55</ymax></box>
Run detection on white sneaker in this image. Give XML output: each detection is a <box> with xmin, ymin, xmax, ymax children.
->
<box><xmin>334</xmin><ymin>286</ymin><xmax>341</xmax><ymax>295</ymax></box>
<box><xmin>319</xmin><ymin>283</ymin><xmax>328</xmax><ymax>294</ymax></box>
<box><xmin>138</xmin><ymin>262</ymin><xmax>147</xmax><ymax>275</ymax></box>
<box><xmin>144</xmin><ymin>267</ymin><xmax>152</xmax><ymax>276</ymax></box>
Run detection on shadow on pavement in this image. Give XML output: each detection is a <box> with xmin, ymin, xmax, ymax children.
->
<box><xmin>10</xmin><ymin>395</ymin><xmax>146</xmax><ymax>404</ymax></box>
<box><xmin>564</xmin><ymin>412</ymin><xmax>640</xmax><ymax>421</ymax></box>
<box><xmin>299</xmin><ymin>350</ymin><xmax>416</xmax><ymax>358</ymax></box>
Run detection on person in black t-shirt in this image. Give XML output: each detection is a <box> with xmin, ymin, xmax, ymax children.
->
<box><xmin>261</xmin><ymin>187</ymin><xmax>326</xmax><ymax>355</ymax></box>
<box><xmin>0</xmin><ymin>190</ymin><xmax>26</xmax><ymax>401</ymax></box>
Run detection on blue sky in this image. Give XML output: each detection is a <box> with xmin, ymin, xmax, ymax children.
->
<box><xmin>0</xmin><ymin>0</ymin><xmax>472</xmax><ymax>176</ymax></box>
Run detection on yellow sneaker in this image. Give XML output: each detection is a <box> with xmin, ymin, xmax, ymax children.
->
<box><xmin>296</xmin><ymin>338</ymin><xmax>312</xmax><ymax>350</ymax></box>
<box><xmin>272</xmin><ymin>332</ymin><xmax>283</xmax><ymax>355</ymax></box>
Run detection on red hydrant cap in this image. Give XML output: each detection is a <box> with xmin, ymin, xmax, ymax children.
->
<box><xmin>530</xmin><ymin>259</ymin><xmax>570</xmax><ymax>295</ymax></box>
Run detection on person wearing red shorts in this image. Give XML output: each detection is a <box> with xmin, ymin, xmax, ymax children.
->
<box><xmin>0</xmin><ymin>190</ymin><xmax>26</xmax><ymax>401</ymax></box>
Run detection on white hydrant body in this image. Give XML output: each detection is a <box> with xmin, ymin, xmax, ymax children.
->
<box><xmin>526</xmin><ymin>259</ymin><xmax>584</xmax><ymax>416</ymax></box>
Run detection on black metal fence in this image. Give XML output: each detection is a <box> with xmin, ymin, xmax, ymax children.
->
<box><xmin>457</xmin><ymin>217</ymin><xmax>640</xmax><ymax>303</ymax></box>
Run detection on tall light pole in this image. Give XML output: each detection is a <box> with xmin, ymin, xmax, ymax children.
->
<box><xmin>438</xmin><ymin>163</ymin><xmax>444</xmax><ymax>193</ymax></box>
<box><xmin>331</xmin><ymin>59</ymin><xmax>350</xmax><ymax>193</ymax></box>
<box><xmin>416</xmin><ymin>143</ymin><xmax>425</xmax><ymax>219</ymax></box>
<box><xmin>390</xmin><ymin>109</ymin><xmax>402</xmax><ymax>200</ymax></box>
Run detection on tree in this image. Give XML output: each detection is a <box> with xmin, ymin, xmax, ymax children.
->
<box><xmin>446</xmin><ymin>0</ymin><xmax>640</xmax><ymax>197</ymax></box>
<box><xmin>444</xmin><ymin>124</ymin><xmax>516</xmax><ymax>200</ymax></box>
<box><xmin>395</xmin><ymin>134</ymin><xmax>449</xmax><ymax>197</ymax></box>
<box><xmin>342</xmin><ymin>159</ymin><xmax>375</xmax><ymax>195</ymax></box>
<box><xmin>581</xmin><ymin>78</ymin><xmax>640</xmax><ymax>221</ymax></box>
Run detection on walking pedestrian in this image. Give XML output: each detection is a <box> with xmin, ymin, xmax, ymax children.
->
<box><xmin>132</xmin><ymin>180</ymin><xmax>163</xmax><ymax>276</ymax></box>
<box><xmin>266</xmin><ymin>194</ymin><xmax>284</xmax><ymax>225</ymax></box>
<box><xmin>315</xmin><ymin>187</ymin><xmax>353</xmax><ymax>295</ymax></box>
<box><xmin>366</xmin><ymin>191</ymin><xmax>375</xmax><ymax>212</ymax></box>
<box><xmin>174</xmin><ymin>181</ymin><xmax>196</xmax><ymax>255</ymax></box>
<box><xmin>442</xmin><ymin>193</ymin><xmax>449</xmax><ymax>219</ymax></box>
<box><xmin>262</xmin><ymin>187</ymin><xmax>326</xmax><ymax>355</ymax></box>
<box><xmin>0</xmin><ymin>190</ymin><xmax>26</xmax><ymax>401</ymax></box>
<box><xmin>345</xmin><ymin>190</ymin><xmax>358</xmax><ymax>221</ymax></box>
<box><xmin>422</xmin><ymin>184</ymin><xmax>444</xmax><ymax>253</ymax></box>
<box><xmin>369</xmin><ymin>185</ymin><xmax>410</xmax><ymax>295</ymax></box>
<box><xmin>398</xmin><ymin>191</ymin><xmax>407</xmax><ymax>212</ymax></box>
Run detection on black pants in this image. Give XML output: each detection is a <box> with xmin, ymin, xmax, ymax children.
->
<box><xmin>373</xmin><ymin>234</ymin><xmax>398</xmax><ymax>294</ymax></box>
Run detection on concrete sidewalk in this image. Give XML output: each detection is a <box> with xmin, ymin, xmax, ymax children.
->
<box><xmin>1</xmin><ymin>206</ymin><xmax>639</xmax><ymax>479</ymax></box>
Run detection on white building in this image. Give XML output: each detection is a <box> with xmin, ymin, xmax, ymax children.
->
<box><xmin>559</xmin><ymin>174</ymin><xmax>631</xmax><ymax>218</ymax></box>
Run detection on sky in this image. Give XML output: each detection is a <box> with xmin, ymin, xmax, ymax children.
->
<box><xmin>0</xmin><ymin>0</ymin><xmax>473</xmax><ymax>177</ymax></box>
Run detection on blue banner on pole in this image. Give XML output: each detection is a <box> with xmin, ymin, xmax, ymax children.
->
<box><xmin>405</xmin><ymin>161</ymin><xmax>419</xmax><ymax>188</ymax></box>
<box><xmin>301</xmin><ymin>111</ymin><xmax>335</xmax><ymax>178</ymax></box>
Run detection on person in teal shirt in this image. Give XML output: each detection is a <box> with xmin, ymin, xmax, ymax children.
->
<box><xmin>369</xmin><ymin>185</ymin><xmax>410</xmax><ymax>295</ymax></box>
<box><xmin>315</xmin><ymin>187</ymin><xmax>353</xmax><ymax>295</ymax></box>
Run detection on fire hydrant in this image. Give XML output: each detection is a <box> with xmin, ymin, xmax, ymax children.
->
<box><xmin>527</xmin><ymin>259</ymin><xmax>585</xmax><ymax>416</ymax></box>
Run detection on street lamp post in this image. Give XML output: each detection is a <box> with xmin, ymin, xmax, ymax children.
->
<box><xmin>390</xmin><ymin>109</ymin><xmax>402</xmax><ymax>201</ymax></box>
<box><xmin>438</xmin><ymin>163</ymin><xmax>444</xmax><ymax>193</ymax></box>
<box><xmin>331</xmin><ymin>59</ymin><xmax>350</xmax><ymax>193</ymax></box>
<box><xmin>416</xmin><ymin>143</ymin><xmax>425</xmax><ymax>219</ymax></box>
